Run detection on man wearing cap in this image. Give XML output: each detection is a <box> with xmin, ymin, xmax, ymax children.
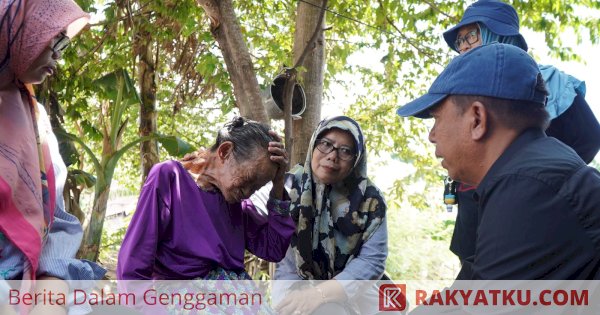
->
<box><xmin>397</xmin><ymin>43</ymin><xmax>600</xmax><ymax>279</ymax></box>
<box><xmin>439</xmin><ymin>0</ymin><xmax>600</xmax><ymax>274</ymax></box>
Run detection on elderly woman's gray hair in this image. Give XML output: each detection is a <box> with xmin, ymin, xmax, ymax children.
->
<box><xmin>210</xmin><ymin>116</ymin><xmax>275</xmax><ymax>161</ymax></box>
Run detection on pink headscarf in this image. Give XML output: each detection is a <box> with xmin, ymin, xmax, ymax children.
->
<box><xmin>0</xmin><ymin>0</ymin><xmax>89</xmax><ymax>280</ymax></box>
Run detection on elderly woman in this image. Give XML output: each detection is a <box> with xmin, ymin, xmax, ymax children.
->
<box><xmin>440</xmin><ymin>0</ymin><xmax>600</xmax><ymax>277</ymax></box>
<box><xmin>270</xmin><ymin>116</ymin><xmax>387</xmax><ymax>315</ymax></box>
<box><xmin>117</xmin><ymin>116</ymin><xmax>295</xmax><ymax>280</ymax></box>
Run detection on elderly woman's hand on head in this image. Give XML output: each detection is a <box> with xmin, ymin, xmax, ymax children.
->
<box><xmin>268</xmin><ymin>130</ymin><xmax>288</xmax><ymax>200</ymax></box>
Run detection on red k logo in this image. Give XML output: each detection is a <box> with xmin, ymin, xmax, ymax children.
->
<box><xmin>379</xmin><ymin>283</ymin><xmax>407</xmax><ymax>311</ymax></box>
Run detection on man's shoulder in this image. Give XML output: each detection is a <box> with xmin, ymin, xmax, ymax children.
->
<box><xmin>559</xmin><ymin>163</ymin><xmax>600</xmax><ymax>202</ymax></box>
<box><xmin>487</xmin><ymin>136</ymin><xmax>600</xmax><ymax>201</ymax></box>
<box><xmin>479</xmin><ymin>136</ymin><xmax>587</xmax><ymax>199</ymax></box>
<box><xmin>504</xmin><ymin>136</ymin><xmax>584</xmax><ymax>178</ymax></box>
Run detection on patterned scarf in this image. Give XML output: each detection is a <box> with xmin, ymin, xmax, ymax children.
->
<box><xmin>0</xmin><ymin>0</ymin><xmax>88</xmax><ymax>279</ymax></box>
<box><xmin>0</xmin><ymin>84</ymin><xmax>55</xmax><ymax>281</ymax></box>
<box><xmin>288</xmin><ymin>116</ymin><xmax>386</xmax><ymax>280</ymax></box>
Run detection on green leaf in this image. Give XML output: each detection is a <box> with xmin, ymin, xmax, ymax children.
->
<box><xmin>53</xmin><ymin>125</ymin><xmax>80</xmax><ymax>167</ymax></box>
<box><xmin>71</xmin><ymin>169</ymin><xmax>97</xmax><ymax>188</ymax></box>
<box><xmin>93</xmin><ymin>69</ymin><xmax>141</xmax><ymax>107</ymax></box>
<box><xmin>81</xmin><ymin>120</ymin><xmax>103</xmax><ymax>141</ymax></box>
<box><xmin>157</xmin><ymin>135</ymin><xmax>196</xmax><ymax>157</ymax></box>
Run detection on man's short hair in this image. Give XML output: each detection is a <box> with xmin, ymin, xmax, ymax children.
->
<box><xmin>450</xmin><ymin>95</ymin><xmax>550</xmax><ymax>132</ymax></box>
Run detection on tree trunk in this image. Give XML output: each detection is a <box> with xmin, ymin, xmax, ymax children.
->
<box><xmin>137</xmin><ymin>29</ymin><xmax>160</xmax><ymax>182</ymax></box>
<box><xmin>291</xmin><ymin>0</ymin><xmax>326</xmax><ymax>166</ymax></box>
<box><xmin>77</xmin><ymin>183</ymin><xmax>111</xmax><ymax>261</ymax></box>
<box><xmin>197</xmin><ymin>0</ymin><xmax>270</xmax><ymax>125</ymax></box>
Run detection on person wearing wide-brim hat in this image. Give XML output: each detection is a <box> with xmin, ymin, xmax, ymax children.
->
<box><xmin>443</xmin><ymin>0</ymin><xmax>528</xmax><ymax>53</ymax></box>
<box><xmin>442</xmin><ymin>0</ymin><xmax>600</xmax><ymax>163</ymax></box>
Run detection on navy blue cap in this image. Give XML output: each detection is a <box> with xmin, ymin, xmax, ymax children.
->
<box><xmin>396</xmin><ymin>43</ymin><xmax>547</xmax><ymax>118</ymax></box>
<box><xmin>443</xmin><ymin>0</ymin><xmax>528</xmax><ymax>52</ymax></box>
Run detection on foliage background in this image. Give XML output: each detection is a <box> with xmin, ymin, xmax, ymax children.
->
<box><xmin>40</xmin><ymin>0</ymin><xmax>600</xmax><ymax>279</ymax></box>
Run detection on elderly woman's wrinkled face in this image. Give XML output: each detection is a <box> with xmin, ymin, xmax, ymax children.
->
<box><xmin>218</xmin><ymin>151</ymin><xmax>277</xmax><ymax>204</ymax></box>
<box><xmin>311</xmin><ymin>129</ymin><xmax>356</xmax><ymax>185</ymax></box>
<box><xmin>456</xmin><ymin>24</ymin><xmax>481</xmax><ymax>54</ymax></box>
<box><xmin>19</xmin><ymin>32</ymin><xmax>69</xmax><ymax>84</ymax></box>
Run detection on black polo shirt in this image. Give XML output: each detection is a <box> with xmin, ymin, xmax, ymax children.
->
<box><xmin>459</xmin><ymin>128</ymin><xmax>600</xmax><ymax>279</ymax></box>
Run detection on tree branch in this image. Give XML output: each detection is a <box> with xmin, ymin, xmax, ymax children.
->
<box><xmin>196</xmin><ymin>0</ymin><xmax>221</xmax><ymax>28</ymax></box>
<box><xmin>421</xmin><ymin>0</ymin><xmax>456</xmax><ymax>21</ymax></box>
<box><xmin>293</xmin><ymin>0</ymin><xmax>329</xmax><ymax>68</ymax></box>
<box><xmin>377</xmin><ymin>0</ymin><xmax>436</xmax><ymax>59</ymax></box>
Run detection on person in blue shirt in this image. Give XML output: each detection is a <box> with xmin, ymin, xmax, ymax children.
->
<box><xmin>397</xmin><ymin>43</ymin><xmax>600</xmax><ymax>279</ymax></box>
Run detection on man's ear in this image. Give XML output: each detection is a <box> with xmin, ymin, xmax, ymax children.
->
<box><xmin>217</xmin><ymin>141</ymin><xmax>234</xmax><ymax>162</ymax></box>
<box><xmin>470</xmin><ymin>101</ymin><xmax>488</xmax><ymax>141</ymax></box>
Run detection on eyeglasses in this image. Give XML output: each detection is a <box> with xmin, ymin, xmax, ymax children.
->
<box><xmin>315</xmin><ymin>138</ymin><xmax>356</xmax><ymax>161</ymax></box>
<box><xmin>50</xmin><ymin>32</ymin><xmax>70</xmax><ymax>54</ymax></box>
<box><xmin>454</xmin><ymin>29</ymin><xmax>479</xmax><ymax>50</ymax></box>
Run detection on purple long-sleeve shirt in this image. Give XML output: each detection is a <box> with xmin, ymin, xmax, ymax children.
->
<box><xmin>117</xmin><ymin>160</ymin><xmax>295</xmax><ymax>280</ymax></box>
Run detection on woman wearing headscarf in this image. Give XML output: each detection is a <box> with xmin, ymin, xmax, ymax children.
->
<box><xmin>441</xmin><ymin>0</ymin><xmax>600</xmax><ymax>278</ymax></box>
<box><xmin>1</xmin><ymin>1</ymin><xmax>105</xmax><ymax>314</ymax></box>
<box><xmin>0</xmin><ymin>0</ymin><xmax>105</xmax><ymax>283</ymax></box>
<box><xmin>271</xmin><ymin>116</ymin><xmax>388</xmax><ymax>315</ymax></box>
